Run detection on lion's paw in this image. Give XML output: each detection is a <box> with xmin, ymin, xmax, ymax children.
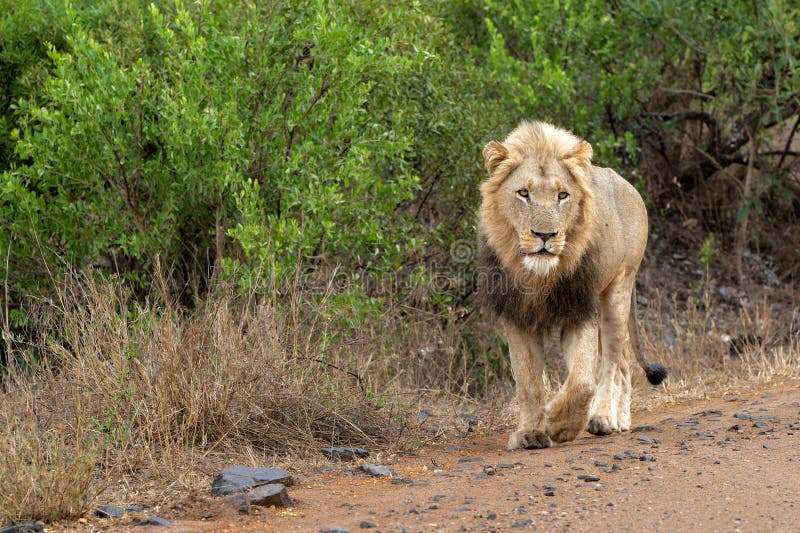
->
<box><xmin>586</xmin><ymin>415</ymin><xmax>619</xmax><ymax>436</ymax></box>
<box><xmin>508</xmin><ymin>428</ymin><xmax>552</xmax><ymax>450</ymax></box>
<box><xmin>544</xmin><ymin>385</ymin><xmax>594</xmax><ymax>443</ymax></box>
<box><xmin>545</xmin><ymin>417</ymin><xmax>585</xmax><ymax>443</ymax></box>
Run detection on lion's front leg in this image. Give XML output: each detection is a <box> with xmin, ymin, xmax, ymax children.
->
<box><xmin>503</xmin><ymin>320</ymin><xmax>552</xmax><ymax>450</ymax></box>
<box><xmin>545</xmin><ymin>320</ymin><xmax>598</xmax><ymax>443</ymax></box>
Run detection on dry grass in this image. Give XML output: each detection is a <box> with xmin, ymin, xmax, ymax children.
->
<box><xmin>0</xmin><ymin>272</ymin><xmax>405</xmax><ymax>525</ymax></box>
<box><xmin>635</xmin><ymin>288</ymin><xmax>800</xmax><ymax>408</ymax></box>
<box><xmin>1</xmin><ymin>269</ymin><xmax>797</xmax><ymax>526</ymax></box>
<box><xmin>0</xmin><ymin>418</ymin><xmax>99</xmax><ymax>524</ymax></box>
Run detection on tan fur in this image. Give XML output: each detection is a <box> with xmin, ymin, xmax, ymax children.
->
<box><xmin>478</xmin><ymin>121</ymin><xmax>650</xmax><ymax>449</ymax></box>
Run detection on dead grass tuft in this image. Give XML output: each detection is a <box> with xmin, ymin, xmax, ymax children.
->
<box><xmin>0</xmin><ymin>418</ymin><xmax>99</xmax><ymax>524</ymax></box>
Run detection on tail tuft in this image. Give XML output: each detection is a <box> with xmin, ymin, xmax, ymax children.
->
<box><xmin>644</xmin><ymin>363</ymin><xmax>668</xmax><ymax>385</ymax></box>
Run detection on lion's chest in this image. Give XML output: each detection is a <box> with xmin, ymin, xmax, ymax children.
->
<box><xmin>478</xmin><ymin>245</ymin><xmax>599</xmax><ymax>332</ymax></box>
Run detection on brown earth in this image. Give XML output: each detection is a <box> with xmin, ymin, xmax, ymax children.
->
<box><xmin>87</xmin><ymin>380</ymin><xmax>800</xmax><ymax>533</ymax></box>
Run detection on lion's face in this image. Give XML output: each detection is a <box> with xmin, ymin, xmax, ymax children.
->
<box><xmin>496</xmin><ymin>157</ymin><xmax>589</xmax><ymax>275</ymax></box>
<box><xmin>479</xmin><ymin>121</ymin><xmax>595</xmax><ymax>280</ymax></box>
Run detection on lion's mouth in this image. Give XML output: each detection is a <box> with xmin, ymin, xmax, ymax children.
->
<box><xmin>519</xmin><ymin>248</ymin><xmax>554</xmax><ymax>256</ymax></box>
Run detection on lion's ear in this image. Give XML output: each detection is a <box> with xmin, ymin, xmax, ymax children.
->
<box><xmin>483</xmin><ymin>140</ymin><xmax>509</xmax><ymax>175</ymax></box>
<box><xmin>562</xmin><ymin>140</ymin><xmax>593</xmax><ymax>178</ymax></box>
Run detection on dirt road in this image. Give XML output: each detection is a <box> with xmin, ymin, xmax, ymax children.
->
<box><xmin>125</xmin><ymin>382</ymin><xmax>800</xmax><ymax>532</ymax></box>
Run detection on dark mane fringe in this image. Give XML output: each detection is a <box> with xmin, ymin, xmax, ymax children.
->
<box><xmin>477</xmin><ymin>235</ymin><xmax>599</xmax><ymax>332</ymax></box>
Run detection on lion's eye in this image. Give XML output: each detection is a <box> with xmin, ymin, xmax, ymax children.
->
<box><xmin>558</xmin><ymin>191</ymin><xmax>569</xmax><ymax>200</ymax></box>
<box><xmin>517</xmin><ymin>189</ymin><xmax>529</xmax><ymax>199</ymax></box>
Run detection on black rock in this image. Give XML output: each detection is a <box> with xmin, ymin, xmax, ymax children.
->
<box><xmin>321</xmin><ymin>447</ymin><xmax>369</xmax><ymax>461</ymax></box>
<box><xmin>94</xmin><ymin>505</ymin><xmax>125</xmax><ymax>518</ymax></box>
<box><xmin>753</xmin><ymin>421</ymin><xmax>769</xmax><ymax>428</ymax></box>
<box><xmin>631</xmin><ymin>425</ymin><xmax>659</xmax><ymax>433</ymax></box>
<box><xmin>360</xmin><ymin>521</ymin><xmax>377</xmax><ymax>529</ymax></box>
<box><xmin>134</xmin><ymin>516</ymin><xmax>172</xmax><ymax>527</ymax></box>
<box><xmin>613</xmin><ymin>453</ymin><xmax>625</xmax><ymax>461</ymax></box>
<box><xmin>544</xmin><ymin>490</ymin><xmax>555</xmax><ymax>497</ymax></box>
<box><xmin>733</xmin><ymin>413</ymin><xmax>754</xmax><ymax>420</ymax></box>
<box><xmin>594</xmin><ymin>461</ymin><xmax>607</xmax><ymax>467</ymax></box>
<box><xmin>320</xmin><ymin>528</ymin><xmax>350</xmax><ymax>533</ymax></box>
<box><xmin>639</xmin><ymin>454</ymin><xmax>656</xmax><ymax>462</ymax></box>
<box><xmin>511</xmin><ymin>518</ymin><xmax>534</xmax><ymax>529</ymax></box>
<box><xmin>0</xmin><ymin>524</ymin><xmax>44</xmax><ymax>533</ymax></box>
<box><xmin>577</xmin><ymin>475</ymin><xmax>600</xmax><ymax>482</ymax></box>
<box><xmin>246</xmin><ymin>483</ymin><xmax>293</xmax><ymax>508</ymax></box>
<box><xmin>211</xmin><ymin>466</ymin><xmax>293</xmax><ymax>496</ymax></box>
<box><xmin>636</xmin><ymin>435</ymin><xmax>655</xmax><ymax>444</ymax></box>
<box><xmin>359</xmin><ymin>464</ymin><xmax>397</xmax><ymax>477</ymax></box>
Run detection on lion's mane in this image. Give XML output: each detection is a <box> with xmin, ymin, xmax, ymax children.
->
<box><xmin>477</xmin><ymin>121</ymin><xmax>599</xmax><ymax>330</ymax></box>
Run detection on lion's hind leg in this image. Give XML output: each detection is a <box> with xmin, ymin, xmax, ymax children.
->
<box><xmin>588</xmin><ymin>269</ymin><xmax>634</xmax><ymax>436</ymax></box>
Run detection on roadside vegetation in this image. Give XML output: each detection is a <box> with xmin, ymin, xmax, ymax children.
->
<box><xmin>1</xmin><ymin>0</ymin><xmax>798</xmax><ymax>525</ymax></box>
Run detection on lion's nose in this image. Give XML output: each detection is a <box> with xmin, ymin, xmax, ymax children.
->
<box><xmin>532</xmin><ymin>230</ymin><xmax>558</xmax><ymax>242</ymax></box>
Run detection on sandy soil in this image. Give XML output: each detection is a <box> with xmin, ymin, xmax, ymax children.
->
<box><xmin>90</xmin><ymin>381</ymin><xmax>800</xmax><ymax>533</ymax></box>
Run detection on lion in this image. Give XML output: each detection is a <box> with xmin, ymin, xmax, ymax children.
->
<box><xmin>477</xmin><ymin>120</ymin><xmax>667</xmax><ymax>450</ymax></box>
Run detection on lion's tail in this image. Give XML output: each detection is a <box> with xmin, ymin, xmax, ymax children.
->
<box><xmin>628</xmin><ymin>287</ymin><xmax>667</xmax><ymax>385</ymax></box>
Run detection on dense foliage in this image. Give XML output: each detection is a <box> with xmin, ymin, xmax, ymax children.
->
<box><xmin>1</xmin><ymin>0</ymin><xmax>798</xmax><ymax>326</ymax></box>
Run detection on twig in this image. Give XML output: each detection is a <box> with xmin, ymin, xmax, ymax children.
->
<box><xmin>313</xmin><ymin>358</ymin><xmax>366</xmax><ymax>393</ymax></box>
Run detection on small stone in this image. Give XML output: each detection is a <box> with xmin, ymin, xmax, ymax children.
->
<box><xmin>459</xmin><ymin>413</ymin><xmax>479</xmax><ymax>426</ymax></box>
<box><xmin>360</xmin><ymin>464</ymin><xmax>397</xmax><ymax>477</ymax></box>
<box><xmin>639</xmin><ymin>454</ymin><xmax>655</xmax><ymax>462</ymax></box>
<box><xmin>753</xmin><ymin>421</ymin><xmax>769</xmax><ymax>428</ymax></box>
<box><xmin>134</xmin><ymin>517</ymin><xmax>172</xmax><ymax>527</ymax></box>
<box><xmin>458</xmin><ymin>457</ymin><xmax>484</xmax><ymax>463</ymax></box>
<box><xmin>734</xmin><ymin>413</ymin><xmax>754</xmax><ymax>420</ymax></box>
<box><xmin>444</xmin><ymin>445</ymin><xmax>461</xmax><ymax>452</ymax></box>
<box><xmin>360</xmin><ymin>521</ymin><xmax>377</xmax><ymax>529</ymax></box>
<box><xmin>594</xmin><ymin>461</ymin><xmax>607</xmax><ymax>467</ymax></box>
<box><xmin>631</xmin><ymin>425</ymin><xmax>659</xmax><ymax>433</ymax></box>
<box><xmin>544</xmin><ymin>490</ymin><xmax>555</xmax><ymax>497</ymax></box>
<box><xmin>320</xmin><ymin>528</ymin><xmax>350</xmax><ymax>533</ymax></box>
<box><xmin>0</xmin><ymin>524</ymin><xmax>44</xmax><ymax>533</ymax></box>
<box><xmin>125</xmin><ymin>504</ymin><xmax>148</xmax><ymax>512</ymax></box>
<box><xmin>321</xmin><ymin>447</ymin><xmax>369</xmax><ymax>461</ymax></box>
<box><xmin>636</xmin><ymin>435</ymin><xmax>655</xmax><ymax>444</ymax></box>
<box><xmin>211</xmin><ymin>466</ymin><xmax>293</xmax><ymax>496</ymax></box>
<box><xmin>483</xmin><ymin>465</ymin><xmax>497</xmax><ymax>475</ymax></box>
<box><xmin>317</xmin><ymin>465</ymin><xmax>338</xmax><ymax>473</ymax></box>
<box><xmin>577</xmin><ymin>475</ymin><xmax>600</xmax><ymax>482</ymax></box>
<box><xmin>487</xmin><ymin>511</ymin><xmax>497</xmax><ymax>520</ymax></box>
<box><xmin>763</xmin><ymin>444</ymin><xmax>773</xmax><ymax>449</ymax></box>
<box><xmin>511</xmin><ymin>518</ymin><xmax>534</xmax><ymax>528</ymax></box>
<box><xmin>94</xmin><ymin>505</ymin><xmax>125</xmax><ymax>518</ymax></box>
<box><xmin>417</xmin><ymin>410</ymin><xmax>433</xmax><ymax>422</ymax></box>
<box><xmin>247</xmin><ymin>483</ymin><xmax>293</xmax><ymax>507</ymax></box>
<box><xmin>613</xmin><ymin>454</ymin><xmax>625</xmax><ymax>461</ymax></box>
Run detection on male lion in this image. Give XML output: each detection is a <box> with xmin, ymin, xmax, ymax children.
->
<box><xmin>477</xmin><ymin>121</ymin><xmax>666</xmax><ymax>450</ymax></box>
